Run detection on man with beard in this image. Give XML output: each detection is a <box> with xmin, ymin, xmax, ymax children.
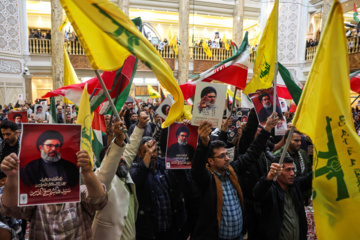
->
<box><xmin>198</xmin><ymin>86</ymin><xmax>217</xmax><ymax>117</ymax></box>
<box><xmin>20</xmin><ymin>130</ymin><xmax>79</xmax><ymax>187</ymax></box>
<box><xmin>257</xmin><ymin>92</ymin><xmax>283</xmax><ymax>125</ymax></box>
<box><xmin>0</xmin><ymin>121</ymin><xmax>19</xmax><ymax>164</ymax></box>
<box><xmin>167</xmin><ymin>126</ymin><xmax>195</xmax><ymax>163</ymax></box>
<box><xmin>93</xmin><ymin>115</ymin><xmax>146</xmax><ymax>240</ymax></box>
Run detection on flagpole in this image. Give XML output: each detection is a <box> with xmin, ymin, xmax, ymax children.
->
<box><xmin>94</xmin><ymin>70</ymin><xmax>131</xmax><ymax>143</ymax></box>
<box><xmin>273</xmin><ymin>126</ymin><xmax>295</xmax><ymax>181</ymax></box>
<box><xmin>230</xmin><ymin>88</ymin><xmax>238</xmax><ymax>116</ymax></box>
<box><xmin>351</xmin><ymin>94</ymin><xmax>360</xmax><ymax>105</ymax></box>
<box><xmin>272</xmin><ymin>0</ymin><xmax>279</xmax><ymax>116</ymax></box>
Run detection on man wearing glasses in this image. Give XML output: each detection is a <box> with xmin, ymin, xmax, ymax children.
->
<box><xmin>191</xmin><ymin>113</ymin><xmax>278</xmax><ymax>240</ymax></box>
<box><xmin>20</xmin><ymin>130</ymin><xmax>79</xmax><ymax>187</ymax></box>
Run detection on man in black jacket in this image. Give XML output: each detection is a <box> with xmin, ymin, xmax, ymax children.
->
<box><xmin>253</xmin><ymin>157</ymin><xmax>312</xmax><ymax>240</ymax></box>
<box><xmin>191</xmin><ymin>112</ymin><xmax>278</xmax><ymax>240</ymax></box>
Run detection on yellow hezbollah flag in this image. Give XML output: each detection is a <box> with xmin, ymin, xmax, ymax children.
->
<box><xmin>63</xmin><ymin>45</ymin><xmax>80</xmax><ymax>104</ymax></box>
<box><xmin>170</xmin><ymin>35</ymin><xmax>178</xmax><ymax>55</ymax></box>
<box><xmin>223</xmin><ymin>34</ymin><xmax>229</xmax><ymax>50</ymax></box>
<box><xmin>59</xmin><ymin>0</ymin><xmax>184</xmax><ymax>128</ymax></box>
<box><xmin>293</xmin><ymin>1</ymin><xmax>360</xmax><ymax>239</ymax></box>
<box><xmin>58</xmin><ymin>16</ymin><xmax>69</xmax><ymax>32</ymax></box>
<box><xmin>77</xmin><ymin>85</ymin><xmax>94</xmax><ymax>169</ymax></box>
<box><xmin>202</xmin><ymin>40</ymin><xmax>212</xmax><ymax>58</ymax></box>
<box><xmin>176</xmin><ymin>105</ymin><xmax>193</xmax><ymax>122</ymax></box>
<box><xmin>148</xmin><ymin>83</ymin><xmax>161</xmax><ymax>99</ymax></box>
<box><xmin>243</xmin><ymin>0</ymin><xmax>278</xmax><ymax>95</ymax></box>
<box><xmin>227</xmin><ymin>88</ymin><xmax>241</xmax><ymax>101</ymax></box>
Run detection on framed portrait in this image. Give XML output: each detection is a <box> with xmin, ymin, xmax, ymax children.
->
<box><xmin>7</xmin><ymin>111</ymin><xmax>28</xmax><ymax>125</ymax></box>
<box><xmin>192</xmin><ymin>82</ymin><xmax>227</xmax><ymax>129</ymax></box>
<box><xmin>156</xmin><ymin>96</ymin><xmax>174</xmax><ymax>120</ymax></box>
<box><xmin>166</xmin><ymin>123</ymin><xmax>198</xmax><ymax>169</ymax></box>
<box><xmin>18</xmin><ymin>124</ymin><xmax>81</xmax><ymax>206</ymax></box>
<box><xmin>236</xmin><ymin>108</ymin><xmax>250</xmax><ymax>123</ymax></box>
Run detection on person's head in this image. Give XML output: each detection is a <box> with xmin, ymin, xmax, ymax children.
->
<box><xmin>207</xmin><ymin>140</ymin><xmax>229</xmax><ymax>175</ymax></box>
<box><xmin>36</xmin><ymin>130</ymin><xmax>64</xmax><ymax>163</ymax></box>
<box><xmin>65</xmin><ymin>113</ymin><xmax>72</xmax><ymax>123</ymax></box>
<box><xmin>57</xmin><ymin>100</ymin><xmax>60</xmax><ymax>105</ymax></box>
<box><xmin>12</xmin><ymin>113</ymin><xmax>22</xmax><ymax>123</ymax></box>
<box><xmin>104</xmin><ymin>115</ymin><xmax>111</xmax><ymax>126</ymax></box>
<box><xmin>72</xmin><ymin>105</ymin><xmax>75</xmax><ymax>113</ymax></box>
<box><xmin>281</xmin><ymin>102</ymin><xmax>285</xmax><ymax>108</ymax></box>
<box><xmin>130</xmin><ymin>112</ymin><xmax>138</xmax><ymax>122</ymax></box>
<box><xmin>65</xmin><ymin>105</ymin><xmax>71</xmax><ymax>113</ymax></box>
<box><xmin>284</xmin><ymin>130</ymin><xmax>302</xmax><ymax>153</ymax></box>
<box><xmin>36</xmin><ymin>105</ymin><xmax>43</xmax><ymax>114</ymax></box>
<box><xmin>258</xmin><ymin>92</ymin><xmax>271</xmax><ymax>109</ymax></box>
<box><xmin>176</xmin><ymin>126</ymin><xmax>190</xmax><ymax>146</ymax></box>
<box><xmin>0</xmin><ymin>170</ymin><xmax>6</xmax><ymax>187</ymax></box>
<box><xmin>127</xmin><ymin>103</ymin><xmax>133</xmax><ymax>110</ymax></box>
<box><xmin>161</xmin><ymin>104</ymin><xmax>170</xmax><ymax>116</ymax></box>
<box><xmin>276</xmin><ymin>157</ymin><xmax>295</xmax><ymax>188</ymax></box>
<box><xmin>154</xmin><ymin>113</ymin><xmax>161</xmax><ymax>123</ymax></box>
<box><xmin>164</xmin><ymin>38</ymin><xmax>168</xmax><ymax>42</ymax></box>
<box><xmin>143</xmin><ymin>106</ymin><xmax>149</xmax><ymax>114</ymax></box>
<box><xmin>137</xmin><ymin>137</ymin><xmax>157</xmax><ymax>163</ymax></box>
<box><xmin>355</xmin><ymin>115</ymin><xmax>360</xmax><ymax>122</ymax></box>
<box><xmin>57</xmin><ymin>106</ymin><xmax>63</xmax><ymax>114</ymax></box>
<box><xmin>201</xmin><ymin>87</ymin><xmax>217</xmax><ymax>105</ymax></box>
<box><xmin>0</xmin><ymin>120</ymin><xmax>18</xmax><ymax>145</ymax></box>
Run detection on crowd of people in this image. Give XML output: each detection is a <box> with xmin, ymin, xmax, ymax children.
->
<box><xmin>0</xmin><ymin>94</ymin><xmax>357</xmax><ymax>240</ymax></box>
<box><xmin>29</xmin><ymin>29</ymin><xmax>51</xmax><ymax>40</ymax></box>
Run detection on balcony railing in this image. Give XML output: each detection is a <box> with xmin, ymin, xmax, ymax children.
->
<box><xmin>306</xmin><ymin>36</ymin><xmax>360</xmax><ymax>61</ymax></box>
<box><xmin>29</xmin><ymin>39</ymin><xmax>257</xmax><ymax>63</ymax></box>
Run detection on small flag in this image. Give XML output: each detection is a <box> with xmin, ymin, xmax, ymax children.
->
<box><xmin>202</xmin><ymin>40</ymin><xmax>212</xmax><ymax>58</ymax></box>
<box><xmin>58</xmin><ymin>17</ymin><xmax>69</xmax><ymax>32</ymax></box>
<box><xmin>148</xmin><ymin>83</ymin><xmax>161</xmax><ymax>99</ymax></box>
<box><xmin>63</xmin><ymin>44</ymin><xmax>80</xmax><ymax>105</ymax></box>
<box><xmin>354</xmin><ymin>3</ymin><xmax>359</xmax><ymax>23</ymax></box>
<box><xmin>223</xmin><ymin>34</ymin><xmax>230</xmax><ymax>50</ymax></box>
<box><xmin>170</xmin><ymin>35</ymin><xmax>178</xmax><ymax>55</ymax></box>
<box><xmin>48</xmin><ymin>97</ymin><xmax>57</xmax><ymax>123</ymax></box>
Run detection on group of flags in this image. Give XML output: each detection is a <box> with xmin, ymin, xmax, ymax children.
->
<box><xmin>41</xmin><ymin>0</ymin><xmax>360</xmax><ymax>238</ymax></box>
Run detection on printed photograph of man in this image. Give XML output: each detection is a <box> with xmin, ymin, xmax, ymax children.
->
<box><xmin>20</xmin><ymin>130</ymin><xmax>79</xmax><ymax>188</ymax></box>
<box><xmin>256</xmin><ymin>91</ymin><xmax>283</xmax><ymax>125</ymax></box>
<box><xmin>167</xmin><ymin>126</ymin><xmax>195</xmax><ymax>161</ymax></box>
<box><xmin>197</xmin><ymin>86</ymin><xmax>217</xmax><ymax>116</ymax></box>
<box><xmin>161</xmin><ymin>104</ymin><xmax>170</xmax><ymax>116</ymax></box>
<box><xmin>12</xmin><ymin>114</ymin><xmax>22</xmax><ymax>124</ymax></box>
<box><xmin>34</xmin><ymin>105</ymin><xmax>44</xmax><ymax>121</ymax></box>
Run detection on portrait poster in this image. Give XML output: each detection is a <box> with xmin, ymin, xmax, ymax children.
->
<box><xmin>192</xmin><ymin>82</ymin><xmax>227</xmax><ymax>129</ymax></box>
<box><xmin>7</xmin><ymin>111</ymin><xmax>28</xmax><ymax>124</ymax></box>
<box><xmin>248</xmin><ymin>87</ymin><xmax>283</xmax><ymax>127</ymax></box>
<box><xmin>166</xmin><ymin>123</ymin><xmax>198</xmax><ymax>169</ymax></box>
<box><xmin>274</xmin><ymin>116</ymin><xmax>288</xmax><ymax>136</ymax></box>
<box><xmin>156</xmin><ymin>96</ymin><xmax>174</xmax><ymax>120</ymax></box>
<box><xmin>279</xmin><ymin>98</ymin><xmax>288</xmax><ymax>112</ymax></box>
<box><xmin>34</xmin><ymin>104</ymin><xmax>47</xmax><ymax>121</ymax></box>
<box><xmin>227</xmin><ymin>116</ymin><xmax>241</xmax><ymax>143</ymax></box>
<box><xmin>18</xmin><ymin>124</ymin><xmax>81</xmax><ymax>206</ymax></box>
<box><xmin>70</xmin><ymin>104</ymin><xmax>77</xmax><ymax>119</ymax></box>
<box><xmin>236</xmin><ymin>108</ymin><xmax>250</xmax><ymax>123</ymax></box>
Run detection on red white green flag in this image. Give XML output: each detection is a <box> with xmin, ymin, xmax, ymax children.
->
<box><xmin>354</xmin><ymin>3</ymin><xmax>359</xmax><ymax>23</ymax></box>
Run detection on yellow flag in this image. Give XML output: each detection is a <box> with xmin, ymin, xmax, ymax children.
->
<box><xmin>63</xmin><ymin>45</ymin><xmax>80</xmax><ymax>104</ymax></box>
<box><xmin>59</xmin><ymin>0</ymin><xmax>184</xmax><ymax>128</ymax></box>
<box><xmin>77</xmin><ymin>86</ymin><xmax>94</xmax><ymax>169</ymax></box>
<box><xmin>58</xmin><ymin>17</ymin><xmax>69</xmax><ymax>32</ymax></box>
<box><xmin>176</xmin><ymin>105</ymin><xmax>193</xmax><ymax>122</ymax></box>
<box><xmin>168</xmin><ymin>27</ymin><xmax>172</xmax><ymax>40</ymax></box>
<box><xmin>202</xmin><ymin>40</ymin><xmax>212</xmax><ymax>58</ymax></box>
<box><xmin>227</xmin><ymin>88</ymin><xmax>241</xmax><ymax>101</ymax></box>
<box><xmin>148</xmin><ymin>83</ymin><xmax>161</xmax><ymax>99</ymax></box>
<box><xmin>170</xmin><ymin>35</ymin><xmax>178</xmax><ymax>55</ymax></box>
<box><xmin>243</xmin><ymin>0</ymin><xmax>278</xmax><ymax>95</ymax></box>
<box><xmin>223</xmin><ymin>34</ymin><xmax>229</xmax><ymax>50</ymax></box>
<box><xmin>293</xmin><ymin>1</ymin><xmax>360</xmax><ymax>238</ymax></box>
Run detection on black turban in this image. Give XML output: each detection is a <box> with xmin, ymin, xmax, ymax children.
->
<box><xmin>201</xmin><ymin>86</ymin><xmax>217</xmax><ymax>98</ymax></box>
<box><xmin>176</xmin><ymin>126</ymin><xmax>190</xmax><ymax>136</ymax></box>
<box><xmin>36</xmin><ymin>130</ymin><xmax>64</xmax><ymax>151</ymax></box>
<box><xmin>258</xmin><ymin>92</ymin><xmax>270</xmax><ymax>102</ymax></box>
<box><xmin>13</xmin><ymin>113</ymin><xmax>22</xmax><ymax>120</ymax></box>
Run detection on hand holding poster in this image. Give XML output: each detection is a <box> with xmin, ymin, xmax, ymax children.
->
<box><xmin>18</xmin><ymin>124</ymin><xmax>81</xmax><ymax>206</ymax></box>
<box><xmin>192</xmin><ymin>82</ymin><xmax>227</xmax><ymax>128</ymax></box>
<box><xmin>166</xmin><ymin>123</ymin><xmax>198</xmax><ymax>169</ymax></box>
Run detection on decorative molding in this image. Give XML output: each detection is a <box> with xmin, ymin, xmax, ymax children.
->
<box><xmin>0</xmin><ymin>58</ymin><xmax>21</xmax><ymax>74</ymax></box>
<box><xmin>193</xmin><ymin>60</ymin><xmax>220</xmax><ymax>73</ymax></box>
<box><xmin>5</xmin><ymin>82</ymin><xmax>23</xmax><ymax>87</ymax></box>
<box><xmin>0</xmin><ymin>0</ymin><xmax>21</xmax><ymax>55</ymax></box>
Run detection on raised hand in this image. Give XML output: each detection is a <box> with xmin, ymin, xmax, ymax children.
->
<box><xmin>198</xmin><ymin>121</ymin><xmax>213</xmax><ymax>146</ymax></box>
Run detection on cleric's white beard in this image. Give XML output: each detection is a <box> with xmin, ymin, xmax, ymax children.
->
<box><xmin>41</xmin><ymin>150</ymin><xmax>61</xmax><ymax>163</ymax></box>
<box><xmin>263</xmin><ymin>103</ymin><xmax>272</xmax><ymax>109</ymax></box>
<box><xmin>178</xmin><ymin>139</ymin><xmax>188</xmax><ymax>146</ymax></box>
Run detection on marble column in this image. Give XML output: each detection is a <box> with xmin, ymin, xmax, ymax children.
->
<box><xmin>24</xmin><ymin>75</ymin><xmax>33</xmax><ymax>103</ymax></box>
<box><xmin>117</xmin><ymin>0</ymin><xmax>130</xmax><ymax>16</ymax></box>
<box><xmin>178</xmin><ymin>0</ymin><xmax>190</xmax><ymax>85</ymax></box>
<box><xmin>51</xmin><ymin>0</ymin><xmax>64</xmax><ymax>91</ymax></box>
<box><xmin>321</xmin><ymin>0</ymin><xmax>332</xmax><ymax>31</ymax></box>
<box><xmin>232</xmin><ymin>0</ymin><xmax>245</xmax><ymax>45</ymax></box>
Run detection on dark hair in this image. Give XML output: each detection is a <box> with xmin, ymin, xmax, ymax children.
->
<box><xmin>208</xmin><ymin>140</ymin><xmax>226</xmax><ymax>158</ymax></box>
<box><xmin>258</xmin><ymin>92</ymin><xmax>270</xmax><ymax>102</ymax></box>
<box><xmin>176</xmin><ymin>126</ymin><xmax>190</xmax><ymax>137</ymax></box>
<box><xmin>161</xmin><ymin>104</ymin><xmax>170</xmax><ymax>115</ymax></box>
<box><xmin>36</xmin><ymin>106</ymin><xmax>43</xmax><ymax>110</ymax></box>
<box><xmin>284</xmin><ymin>130</ymin><xmax>301</xmax><ymax>142</ymax></box>
<box><xmin>36</xmin><ymin>130</ymin><xmax>64</xmax><ymax>151</ymax></box>
<box><xmin>275</xmin><ymin>156</ymin><xmax>294</xmax><ymax>164</ymax></box>
<box><xmin>138</xmin><ymin>136</ymin><xmax>155</xmax><ymax>152</ymax></box>
<box><xmin>13</xmin><ymin>113</ymin><xmax>22</xmax><ymax>120</ymax></box>
<box><xmin>201</xmin><ymin>86</ymin><xmax>217</xmax><ymax>98</ymax></box>
<box><xmin>0</xmin><ymin>120</ymin><xmax>18</xmax><ymax>132</ymax></box>
<box><xmin>0</xmin><ymin>170</ymin><xmax>6</xmax><ymax>179</ymax></box>
<box><xmin>99</xmin><ymin>145</ymin><xmax>110</xmax><ymax>164</ymax></box>
<box><xmin>130</xmin><ymin>112</ymin><xmax>137</xmax><ymax>117</ymax></box>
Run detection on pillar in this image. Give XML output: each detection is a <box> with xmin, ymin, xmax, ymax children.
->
<box><xmin>117</xmin><ymin>0</ymin><xmax>130</xmax><ymax>16</ymax></box>
<box><xmin>232</xmin><ymin>0</ymin><xmax>245</xmax><ymax>45</ymax></box>
<box><xmin>51</xmin><ymin>0</ymin><xmax>65</xmax><ymax>91</ymax></box>
<box><xmin>24</xmin><ymin>75</ymin><xmax>33</xmax><ymax>103</ymax></box>
<box><xmin>178</xmin><ymin>0</ymin><xmax>190</xmax><ymax>85</ymax></box>
<box><xmin>321</xmin><ymin>0</ymin><xmax>332</xmax><ymax>31</ymax></box>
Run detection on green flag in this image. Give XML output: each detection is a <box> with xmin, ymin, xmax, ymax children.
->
<box><xmin>49</xmin><ymin>97</ymin><xmax>57</xmax><ymax>123</ymax></box>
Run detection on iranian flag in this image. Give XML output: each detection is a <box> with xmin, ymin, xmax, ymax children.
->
<box><xmin>350</xmin><ymin>70</ymin><xmax>360</xmax><ymax>93</ymax></box>
<box><xmin>180</xmin><ymin>32</ymin><xmax>250</xmax><ymax>100</ymax></box>
<box><xmin>354</xmin><ymin>3</ymin><xmax>359</xmax><ymax>23</ymax></box>
<box><xmin>277</xmin><ymin>62</ymin><xmax>303</xmax><ymax>105</ymax></box>
<box><xmin>92</xmin><ymin>110</ymin><xmax>106</xmax><ymax>167</ymax></box>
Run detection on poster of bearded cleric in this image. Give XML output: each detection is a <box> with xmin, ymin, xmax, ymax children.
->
<box><xmin>192</xmin><ymin>82</ymin><xmax>227</xmax><ymax>129</ymax></box>
<box><xmin>166</xmin><ymin>123</ymin><xmax>198</xmax><ymax>169</ymax></box>
<box><xmin>18</xmin><ymin>124</ymin><xmax>81</xmax><ymax>206</ymax></box>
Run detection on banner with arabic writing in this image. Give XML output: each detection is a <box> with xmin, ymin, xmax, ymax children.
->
<box><xmin>18</xmin><ymin>124</ymin><xmax>81</xmax><ymax>206</ymax></box>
